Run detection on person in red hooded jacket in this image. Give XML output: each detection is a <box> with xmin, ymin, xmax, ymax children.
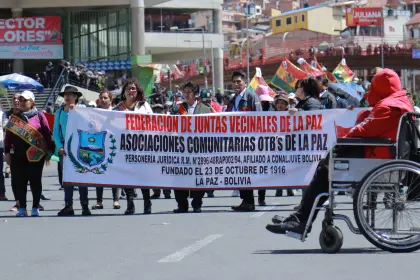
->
<box><xmin>265</xmin><ymin>69</ymin><xmax>413</xmax><ymax>238</ymax></box>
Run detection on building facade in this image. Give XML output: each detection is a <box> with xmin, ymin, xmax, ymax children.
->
<box><xmin>0</xmin><ymin>0</ymin><xmax>225</xmax><ymax>90</ymax></box>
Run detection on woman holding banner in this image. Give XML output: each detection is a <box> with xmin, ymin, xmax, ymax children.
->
<box><xmin>92</xmin><ymin>90</ymin><xmax>121</xmax><ymax>210</ymax></box>
<box><xmin>4</xmin><ymin>91</ymin><xmax>54</xmax><ymax>217</ymax></box>
<box><xmin>289</xmin><ymin>78</ymin><xmax>322</xmax><ymax>112</ymax></box>
<box><xmin>114</xmin><ymin>79</ymin><xmax>153</xmax><ymax>215</ymax></box>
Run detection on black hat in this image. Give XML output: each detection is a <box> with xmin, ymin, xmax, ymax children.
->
<box><xmin>59</xmin><ymin>86</ymin><xmax>82</xmax><ymax>98</ymax></box>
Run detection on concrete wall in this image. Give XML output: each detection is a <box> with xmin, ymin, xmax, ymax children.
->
<box><xmin>307</xmin><ymin>6</ymin><xmax>337</xmax><ymax>35</ymax></box>
<box><xmin>145</xmin><ymin>32</ymin><xmax>224</xmax><ymax>52</ymax></box>
<box><xmin>154</xmin><ymin>0</ymin><xmax>222</xmax><ymax>9</ymax></box>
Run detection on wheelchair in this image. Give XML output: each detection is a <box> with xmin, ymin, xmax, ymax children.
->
<box><xmin>303</xmin><ymin>112</ymin><xmax>420</xmax><ymax>254</ymax></box>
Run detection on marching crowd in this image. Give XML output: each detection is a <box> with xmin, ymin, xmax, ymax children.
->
<box><xmin>0</xmin><ymin>67</ymin><xmax>417</xmax><ymax>224</ymax></box>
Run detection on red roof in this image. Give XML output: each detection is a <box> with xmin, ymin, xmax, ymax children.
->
<box><xmin>406</xmin><ymin>13</ymin><xmax>420</xmax><ymax>26</ymax></box>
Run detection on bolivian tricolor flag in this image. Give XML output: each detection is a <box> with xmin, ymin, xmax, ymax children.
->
<box><xmin>248</xmin><ymin>67</ymin><xmax>276</xmax><ymax>97</ymax></box>
<box><xmin>270</xmin><ymin>59</ymin><xmax>307</xmax><ymax>93</ymax></box>
<box><xmin>310</xmin><ymin>59</ymin><xmax>338</xmax><ymax>83</ymax></box>
<box><xmin>333</xmin><ymin>58</ymin><xmax>355</xmax><ymax>83</ymax></box>
<box><xmin>297</xmin><ymin>58</ymin><xmax>325</xmax><ymax>77</ymax></box>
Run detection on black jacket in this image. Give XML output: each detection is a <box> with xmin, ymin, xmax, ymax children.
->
<box><xmin>296</xmin><ymin>97</ymin><xmax>321</xmax><ymax>111</ymax></box>
<box><xmin>227</xmin><ymin>89</ymin><xmax>262</xmax><ymax>112</ymax></box>
<box><xmin>320</xmin><ymin>90</ymin><xmax>337</xmax><ymax>109</ymax></box>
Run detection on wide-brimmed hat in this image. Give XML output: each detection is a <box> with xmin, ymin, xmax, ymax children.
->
<box><xmin>59</xmin><ymin>86</ymin><xmax>82</xmax><ymax>98</ymax></box>
<box><xmin>275</xmin><ymin>94</ymin><xmax>289</xmax><ymax>104</ymax></box>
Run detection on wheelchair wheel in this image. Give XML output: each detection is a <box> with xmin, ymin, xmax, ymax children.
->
<box><xmin>354</xmin><ymin>160</ymin><xmax>420</xmax><ymax>253</ymax></box>
<box><xmin>319</xmin><ymin>226</ymin><xmax>343</xmax><ymax>254</ymax></box>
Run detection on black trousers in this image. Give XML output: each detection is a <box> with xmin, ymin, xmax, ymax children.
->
<box><xmin>239</xmin><ymin>190</ymin><xmax>255</xmax><ymax>205</ymax></box>
<box><xmin>296</xmin><ymin>157</ymin><xmax>329</xmax><ymax>222</ymax></box>
<box><xmin>96</xmin><ymin>187</ymin><xmax>119</xmax><ymax>202</ymax></box>
<box><xmin>239</xmin><ymin>190</ymin><xmax>265</xmax><ymax>204</ymax></box>
<box><xmin>11</xmin><ymin>156</ymin><xmax>44</xmax><ymax>209</ymax></box>
<box><xmin>125</xmin><ymin>188</ymin><xmax>150</xmax><ymax>201</ymax></box>
<box><xmin>153</xmin><ymin>189</ymin><xmax>171</xmax><ymax>196</ymax></box>
<box><xmin>174</xmin><ymin>190</ymin><xmax>205</xmax><ymax>209</ymax></box>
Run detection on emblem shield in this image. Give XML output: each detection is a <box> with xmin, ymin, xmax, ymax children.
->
<box><xmin>77</xmin><ymin>130</ymin><xmax>107</xmax><ymax>167</ymax></box>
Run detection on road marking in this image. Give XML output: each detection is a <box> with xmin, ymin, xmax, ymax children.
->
<box><xmin>250</xmin><ymin>203</ymin><xmax>275</xmax><ymax>218</ymax></box>
<box><xmin>158</xmin><ymin>234</ymin><xmax>223</xmax><ymax>263</ymax></box>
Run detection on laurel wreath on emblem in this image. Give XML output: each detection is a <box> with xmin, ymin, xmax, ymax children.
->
<box><xmin>285</xmin><ymin>73</ymin><xmax>293</xmax><ymax>84</ymax></box>
<box><xmin>67</xmin><ymin>133</ymin><xmax>117</xmax><ymax>174</ymax></box>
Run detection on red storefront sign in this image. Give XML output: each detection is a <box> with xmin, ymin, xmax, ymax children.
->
<box><xmin>0</xmin><ymin>16</ymin><xmax>61</xmax><ymax>44</ymax></box>
<box><xmin>346</xmin><ymin>7</ymin><xmax>383</xmax><ymax>27</ymax></box>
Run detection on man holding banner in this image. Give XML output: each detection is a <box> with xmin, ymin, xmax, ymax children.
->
<box><xmin>227</xmin><ymin>70</ymin><xmax>262</xmax><ymax>212</ymax></box>
<box><xmin>172</xmin><ymin>82</ymin><xmax>212</xmax><ymax>213</ymax></box>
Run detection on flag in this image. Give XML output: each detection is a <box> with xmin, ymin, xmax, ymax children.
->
<box><xmin>311</xmin><ymin>59</ymin><xmax>338</xmax><ymax>83</ymax></box>
<box><xmin>270</xmin><ymin>59</ymin><xmax>308</xmax><ymax>93</ymax></box>
<box><xmin>297</xmin><ymin>58</ymin><xmax>325</xmax><ymax>77</ymax></box>
<box><xmin>248</xmin><ymin>67</ymin><xmax>276</xmax><ymax>97</ymax></box>
<box><xmin>333</xmin><ymin>58</ymin><xmax>355</xmax><ymax>83</ymax></box>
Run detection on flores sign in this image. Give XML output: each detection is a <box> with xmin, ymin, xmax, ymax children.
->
<box><xmin>63</xmin><ymin>108</ymin><xmax>363</xmax><ymax>189</ymax></box>
<box><xmin>0</xmin><ymin>16</ymin><xmax>61</xmax><ymax>43</ymax></box>
<box><xmin>346</xmin><ymin>7</ymin><xmax>383</xmax><ymax>27</ymax></box>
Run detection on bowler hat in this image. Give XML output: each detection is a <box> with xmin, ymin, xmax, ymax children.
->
<box><xmin>59</xmin><ymin>86</ymin><xmax>82</xmax><ymax>98</ymax></box>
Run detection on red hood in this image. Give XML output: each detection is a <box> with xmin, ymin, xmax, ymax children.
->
<box><xmin>376</xmin><ymin>90</ymin><xmax>413</xmax><ymax>114</ymax></box>
<box><xmin>367</xmin><ymin>69</ymin><xmax>402</xmax><ymax>106</ymax></box>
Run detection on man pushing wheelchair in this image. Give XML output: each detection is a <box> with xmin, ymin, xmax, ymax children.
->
<box><xmin>266</xmin><ymin>69</ymin><xmax>414</xmax><ymax>239</ymax></box>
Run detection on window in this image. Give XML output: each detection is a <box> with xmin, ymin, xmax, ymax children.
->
<box><xmin>286</xmin><ymin>17</ymin><xmax>292</xmax><ymax>25</ymax></box>
<box><xmin>295</xmin><ymin>16</ymin><xmax>298</xmax><ymax>23</ymax></box>
<box><xmin>276</xmin><ymin>19</ymin><xmax>281</xmax><ymax>27</ymax></box>
<box><xmin>302</xmin><ymin>14</ymin><xmax>305</xmax><ymax>22</ymax></box>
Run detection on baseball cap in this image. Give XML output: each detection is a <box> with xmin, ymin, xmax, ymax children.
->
<box><xmin>200</xmin><ymin>89</ymin><xmax>212</xmax><ymax>101</ymax></box>
<box><xmin>20</xmin><ymin>90</ymin><xmax>35</xmax><ymax>101</ymax></box>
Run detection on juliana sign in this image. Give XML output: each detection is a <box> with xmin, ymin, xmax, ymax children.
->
<box><xmin>346</xmin><ymin>7</ymin><xmax>383</xmax><ymax>27</ymax></box>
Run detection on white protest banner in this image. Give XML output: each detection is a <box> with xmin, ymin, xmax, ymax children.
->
<box><xmin>63</xmin><ymin>107</ymin><xmax>364</xmax><ymax>189</ymax></box>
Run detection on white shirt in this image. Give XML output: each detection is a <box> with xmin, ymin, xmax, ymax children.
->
<box><xmin>134</xmin><ymin>102</ymin><xmax>153</xmax><ymax>114</ymax></box>
<box><xmin>187</xmin><ymin>101</ymin><xmax>197</xmax><ymax>115</ymax></box>
<box><xmin>233</xmin><ymin>89</ymin><xmax>246</xmax><ymax>112</ymax></box>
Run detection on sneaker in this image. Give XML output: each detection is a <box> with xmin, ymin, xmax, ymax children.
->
<box><xmin>31</xmin><ymin>208</ymin><xmax>40</xmax><ymax>217</ymax></box>
<box><xmin>207</xmin><ymin>192</ymin><xmax>215</xmax><ymax>198</ymax></box>
<box><xmin>16</xmin><ymin>208</ymin><xmax>28</xmax><ymax>217</ymax></box>
<box><xmin>231</xmin><ymin>190</ymin><xmax>240</xmax><ymax>197</ymax></box>
<box><xmin>57</xmin><ymin>205</ymin><xmax>74</xmax><ymax>216</ymax></box>
<box><xmin>9</xmin><ymin>204</ymin><xmax>19</xmax><ymax>211</ymax></box>
<box><xmin>258</xmin><ymin>199</ymin><xmax>267</xmax><ymax>206</ymax></box>
<box><xmin>266</xmin><ymin>214</ymin><xmax>308</xmax><ymax>238</ymax></box>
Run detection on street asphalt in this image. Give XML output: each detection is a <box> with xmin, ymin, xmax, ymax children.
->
<box><xmin>1</xmin><ymin>162</ymin><xmax>417</xmax><ymax>280</ymax></box>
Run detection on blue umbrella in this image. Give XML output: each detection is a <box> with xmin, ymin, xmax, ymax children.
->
<box><xmin>329</xmin><ymin>83</ymin><xmax>363</xmax><ymax>101</ymax></box>
<box><xmin>0</xmin><ymin>73</ymin><xmax>44</xmax><ymax>93</ymax></box>
<box><xmin>348</xmin><ymin>82</ymin><xmax>366</xmax><ymax>94</ymax></box>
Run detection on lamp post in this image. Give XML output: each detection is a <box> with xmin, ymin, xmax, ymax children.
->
<box><xmin>175</xmin><ymin>27</ymin><xmax>208</xmax><ymax>89</ymax></box>
<box><xmin>185</xmin><ymin>40</ymin><xmax>214</xmax><ymax>93</ymax></box>
<box><xmin>282</xmin><ymin>32</ymin><xmax>289</xmax><ymax>58</ymax></box>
